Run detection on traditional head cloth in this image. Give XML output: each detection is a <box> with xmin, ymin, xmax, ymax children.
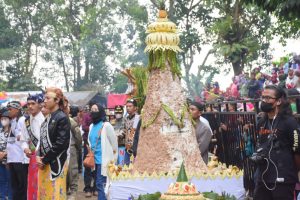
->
<box><xmin>190</xmin><ymin>101</ymin><xmax>205</xmax><ymax>112</ymax></box>
<box><xmin>7</xmin><ymin>101</ymin><xmax>21</xmax><ymax>110</ymax></box>
<box><xmin>27</xmin><ymin>93</ymin><xmax>44</xmax><ymax>103</ymax></box>
<box><xmin>126</xmin><ymin>99</ymin><xmax>137</xmax><ymax>107</ymax></box>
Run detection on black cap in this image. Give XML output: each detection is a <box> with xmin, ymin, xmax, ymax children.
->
<box><xmin>126</xmin><ymin>99</ymin><xmax>137</xmax><ymax>107</ymax></box>
<box><xmin>190</xmin><ymin>101</ymin><xmax>205</xmax><ymax>112</ymax></box>
<box><xmin>1</xmin><ymin>110</ymin><xmax>10</xmax><ymax>118</ymax></box>
<box><xmin>115</xmin><ymin>105</ymin><xmax>124</xmax><ymax>113</ymax></box>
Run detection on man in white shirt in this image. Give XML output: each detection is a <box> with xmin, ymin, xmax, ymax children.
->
<box><xmin>7</xmin><ymin>101</ymin><xmax>28</xmax><ymax>200</ymax></box>
<box><xmin>286</xmin><ymin>68</ymin><xmax>298</xmax><ymax>89</ymax></box>
<box><xmin>19</xmin><ymin>93</ymin><xmax>45</xmax><ymax>199</ymax></box>
<box><xmin>19</xmin><ymin>94</ymin><xmax>45</xmax><ymax>157</ymax></box>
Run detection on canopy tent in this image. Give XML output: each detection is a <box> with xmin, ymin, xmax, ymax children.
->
<box><xmin>107</xmin><ymin>93</ymin><xmax>129</xmax><ymax>109</ymax></box>
<box><xmin>64</xmin><ymin>91</ymin><xmax>106</xmax><ymax>107</ymax></box>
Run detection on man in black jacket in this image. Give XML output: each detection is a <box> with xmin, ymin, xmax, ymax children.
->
<box><xmin>36</xmin><ymin>87</ymin><xmax>71</xmax><ymax>199</ymax></box>
<box><xmin>253</xmin><ymin>85</ymin><xmax>300</xmax><ymax>200</ymax></box>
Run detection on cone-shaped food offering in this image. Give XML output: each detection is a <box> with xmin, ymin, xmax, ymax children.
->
<box><xmin>161</xmin><ymin>162</ymin><xmax>207</xmax><ymax>200</ymax></box>
<box><xmin>176</xmin><ymin>162</ymin><xmax>188</xmax><ymax>182</ymax></box>
<box><xmin>133</xmin><ymin>1</ymin><xmax>206</xmax><ymax>175</ymax></box>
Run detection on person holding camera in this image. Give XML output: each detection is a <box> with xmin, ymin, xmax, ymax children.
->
<box><xmin>253</xmin><ymin>85</ymin><xmax>300</xmax><ymax>200</ymax></box>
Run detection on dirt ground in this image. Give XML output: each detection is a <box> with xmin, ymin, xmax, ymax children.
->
<box><xmin>76</xmin><ymin>175</ymin><xmax>97</xmax><ymax>200</ymax></box>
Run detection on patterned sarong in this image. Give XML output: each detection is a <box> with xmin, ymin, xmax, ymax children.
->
<box><xmin>38</xmin><ymin>162</ymin><xmax>68</xmax><ymax>200</ymax></box>
<box><xmin>27</xmin><ymin>152</ymin><xmax>38</xmax><ymax>200</ymax></box>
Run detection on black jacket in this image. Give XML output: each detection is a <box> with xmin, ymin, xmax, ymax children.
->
<box><xmin>41</xmin><ymin>109</ymin><xmax>70</xmax><ymax>168</ymax></box>
<box><xmin>256</xmin><ymin>115</ymin><xmax>300</xmax><ymax>184</ymax></box>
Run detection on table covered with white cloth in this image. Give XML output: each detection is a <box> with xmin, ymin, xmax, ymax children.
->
<box><xmin>107</xmin><ymin>176</ymin><xmax>245</xmax><ymax>200</ymax></box>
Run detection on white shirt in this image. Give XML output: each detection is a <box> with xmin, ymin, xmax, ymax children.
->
<box><xmin>200</xmin><ymin>116</ymin><xmax>213</xmax><ymax>134</ymax></box>
<box><xmin>286</xmin><ymin>75</ymin><xmax>298</xmax><ymax>88</ymax></box>
<box><xmin>19</xmin><ymin>112</ymin><xmax>45</xmax><ymax>151</ymax></box>
<box><xmin>7</xmin><ymin>117</ymin><xmax>28</xmax><ymax>163</ymax></box>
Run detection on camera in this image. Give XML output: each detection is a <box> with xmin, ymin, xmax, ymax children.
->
<box><xmin>249</xmin><ymin>147</ymin><xmax>268</xmax><ymax>163</ymax></box>
<box><xmin>250</xmin><ymin>134</ymin><xmax>277</xmax><ymax>164</ymax></box>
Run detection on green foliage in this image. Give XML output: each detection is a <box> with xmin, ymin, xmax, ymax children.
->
<box><xmin>245</xmin><ymin>0</ymin><xmax>300</xmax><ymax>37</ymax></box>
<box><xmin>158</xmin><ymin>0</ymin><xmax>166</xmax><ymax>10</ymax></box>
<box><xmin>203</xmin><ymin>191</ymin><xmax>237</xmax><ymax>200</ymax></box>
<box><xmin>131</xmin><ymin>192</ymin><xmax>161</xmax><ymax>200</ymax></box>
<box><xmin>209</xmin><ymin>0</ymin><xmax>273</xmax><ymax>75</ymax></box>
<box><xmin>111</xmin><ymin>73</ymin><xmax>128</xmax><ymax>94</ymax></box>
<box><xmin>245</xmin><ymin>0</ymin><xmax>300</xmax><ymax>20</ymax></box>
<box><xmin>131</xmin><ymin>66</ymin><xmax>149</xmax><ymax>111</ymax></box>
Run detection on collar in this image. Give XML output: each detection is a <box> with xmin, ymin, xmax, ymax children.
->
<box><xmin>31</xmin><ymin>111</ymin><xmax>44</xmax><ymax>120</ymax></box>
<box><xmin>127</xmin><ymin>114</ymin><xmax>136</xmax><ymax>120</ymax></box>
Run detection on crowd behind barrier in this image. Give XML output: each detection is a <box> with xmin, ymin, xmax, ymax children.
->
<box><xmin>202</xmin><ymin>95</ymin><xmax>300</xmax><ymax>196</ymax></box>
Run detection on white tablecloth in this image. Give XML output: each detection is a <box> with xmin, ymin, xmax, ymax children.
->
<box><xmin>108</xmin><ymin>177</ymin><xmax>245</xmax><ymax>200</ymax></box>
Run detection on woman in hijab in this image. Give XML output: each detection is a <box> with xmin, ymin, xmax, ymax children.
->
<box><xmin>88</xmin><ymin>103</ymin><xmax>118</xmax><ymax>200</ymax></box>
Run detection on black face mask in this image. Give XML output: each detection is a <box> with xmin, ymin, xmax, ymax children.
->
<box><xmin>260</xmin><ymin>101</ymin><xmax>275</xmax><ymax>113</ymax></box>
<box><xmin>91</xmin><ymin>112</ymin><xmax>102</xmax><ymax>124</ymax></box>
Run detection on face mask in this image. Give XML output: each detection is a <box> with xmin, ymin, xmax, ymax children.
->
<box><xmin>115</xmin><ymin>114</ymin><xmax>123</xmax><ymax>119</ymax></box>
<box><xmin>260</xmin><ymin>101</ymin><xmax>274</xmax><ymax>113</ymax></box>
<box><xmin>91</xmin><ymin>112</ymin><xmax>102</xmax><ymax>124</ymax></box>
<box><xmin>1</xmin><ymin>119</ymin><xmax>10</xmax><ymax>127</ymax></box>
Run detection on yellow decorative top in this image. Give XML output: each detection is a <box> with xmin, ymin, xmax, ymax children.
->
<box><xmin>145</xmin><ymin>10</ymin><xmax>182</xmax><ymax>53</ymax></box>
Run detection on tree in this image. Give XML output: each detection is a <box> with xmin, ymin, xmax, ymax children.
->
<box><xmin>209</xmin><ymin>0</ymin><xmax>273</xmax><ymax>75</ymax></box>
<box><xmin>42</xmin><ymin>0</ymin><xmax>148</xmax><ymax>91</ymax></box>
<box><xmin>116</xmin><ymin>0</ymin><xmax>149</xmax><ymax>67</ymax></box>
<box><xmin>246</xmin><ymin>0</ymin><xmax>300</xmax><ymax>37</ymax></box>
<box><xmin>246</xmin><ymin>0</ymin><xmax>300</xmax><ymax>20</ymax></box>
<box><xmin>111</xmin><ymin>72</ymin><xmax>128</xmax><ymax>93</ymax></box>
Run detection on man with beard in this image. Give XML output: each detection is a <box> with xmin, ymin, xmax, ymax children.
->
<box><xmin>19</xmin><ymin>93</ymin><xmax>45</xmax><ymax>200</ymax></box>
<box><xmin>253</xmin><ymin>85</ymin><xmax>300</xmax><ymax>200</ymax></box>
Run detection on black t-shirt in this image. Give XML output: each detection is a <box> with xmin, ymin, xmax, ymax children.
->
<box><xmin>256</xmin><ymin>115</ymin><xmax>300</xmax><ymax>184</ymax></box>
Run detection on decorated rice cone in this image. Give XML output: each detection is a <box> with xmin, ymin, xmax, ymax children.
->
<box><xmin>133</xmin><ymin>6</ymin><xmax>206</xmax><ymax>174</ymax></box>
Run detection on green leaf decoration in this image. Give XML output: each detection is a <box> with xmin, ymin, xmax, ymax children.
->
<box><xmin>162</xmin><ymin>104</ymin><xmax>183</xmax><ymax>128</ymax></box>
<box><xmin>176</xmin><ymin>162</ymin><xmax>188</xmax><ymax>182</ymax></box>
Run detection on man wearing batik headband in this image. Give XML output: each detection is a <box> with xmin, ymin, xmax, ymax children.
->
<box><xmin>36</xmin><ymin>87</ymin><xmax>71</xmax><ymax>199</ymax></box>
<box><xmin>18</xmin><ymin>93</ymin><xmax>45</xmax><ymax>200</ymax></box>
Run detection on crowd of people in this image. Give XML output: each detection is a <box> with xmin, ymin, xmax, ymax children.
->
<box><xmin>0</xmin><ymin>87</ymin><xmax>119</xmax><ymax>200</ymax></box>
<box><xmin>1</xmin><ymin>63</ymin><xmax>300</xmax><ymax>200</ymax></box>
<box><xmin>0</xmin><ymin>85</ymin><xmax>215</xmax><ymax>200</ymax></box>
<box><xmin>202</xmin><ymin>58</ymin><xmax>300</xmax><ymax>104</ymax></box>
